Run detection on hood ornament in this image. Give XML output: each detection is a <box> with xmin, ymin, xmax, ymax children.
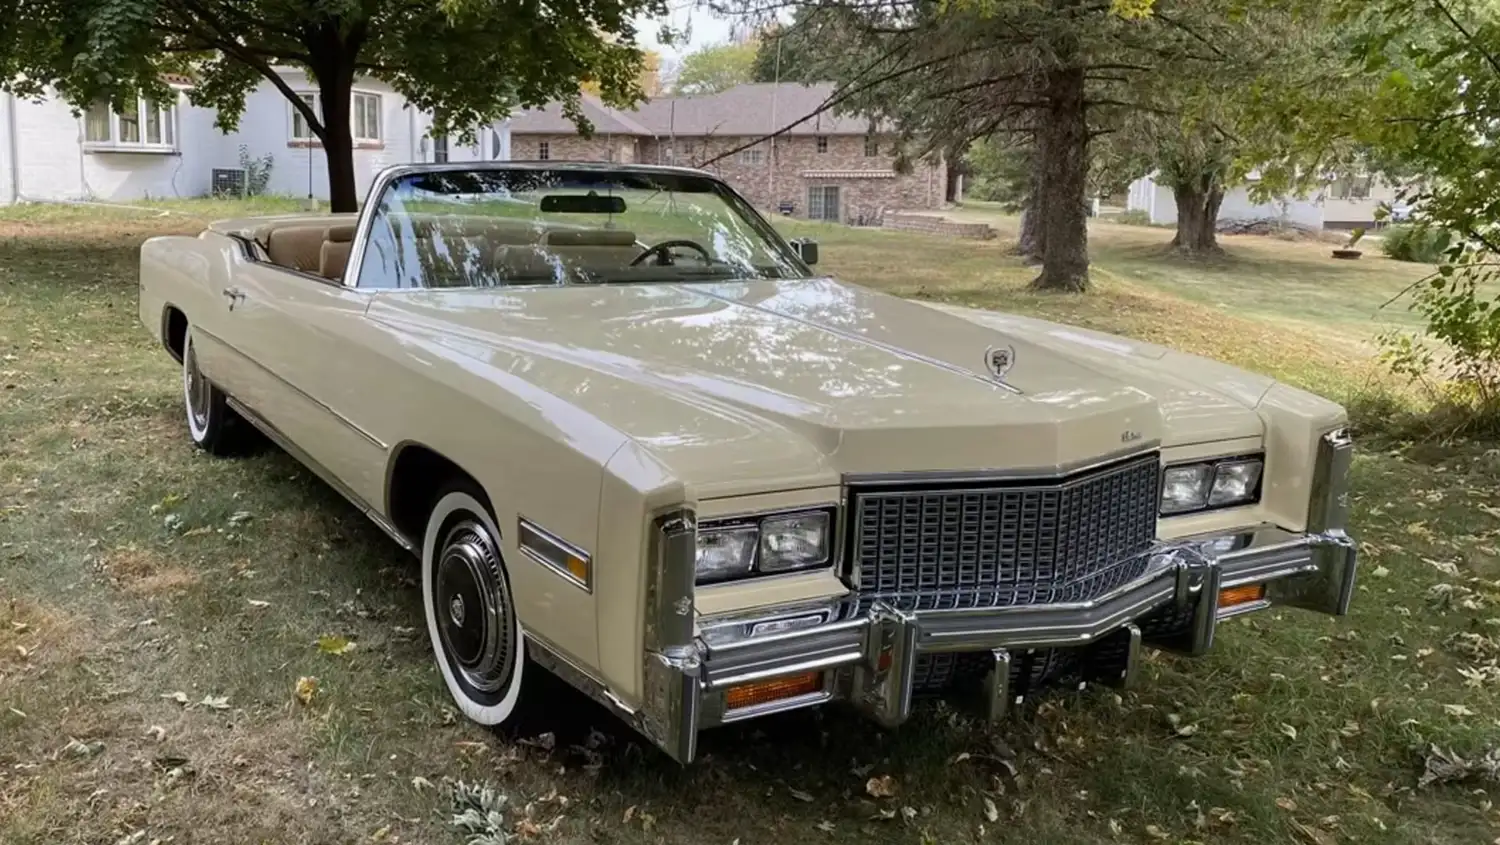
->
<box><xmin>985</xmin><ymin>344</ymin><xmax>1016</xmax><ymax>380</ymax></box>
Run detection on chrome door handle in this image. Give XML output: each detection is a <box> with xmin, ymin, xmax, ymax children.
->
<box><xmin>221</xmin><ymin>287</ymin><xmax>246</xmax><ymax>308</ymax></box>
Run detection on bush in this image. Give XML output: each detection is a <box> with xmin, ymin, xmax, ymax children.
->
<box><xmin>1381</xmin><ymin>224</ymin><xmax>1451</xmax><ymax>263</ymax></box>
<box><xmin>1115</xmin><ymin>209</ymin><xmax>1152</xmax><ymax>226</ymax></box>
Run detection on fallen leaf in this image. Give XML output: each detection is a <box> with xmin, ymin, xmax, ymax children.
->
<box><xmin>412</xmin><ymin>775</ymin><xmax>434</xmax><ymax>792</ymax></box>
<box><xmin>983</xmin><ymin>797</ymin><xmax>999</xmax><ymax>822</ymax></box>
<box><xmin>227</xmin><ymin>510</ymin><xmax>254</xmax><ymax>526</ymax></box>
<box><xmin>622</xmin><ymin>806</ymin><xmax>635</xmax><ymax>824</ymax></box>
<box><xmin>1419</xmin><ymin>745</ymin><xmax>1500</xmax><ymax>788</ymax></box>
<box><xmin>1442</xmin><ymin>703</ymin><xmax>1476</xmax><ymax>717</ymax></box>
<box><xmin>247</xmin><ymin>599</ymin><xmax>270</xmax><ymax>608</ymax></box>
<box><xmin>145</xmin><ymin>725</ymin><xmax>166</xmax><ymax>742</ymax></box>
<box><xmin>1371</xmin><ymin>565</ymin><xmax>1391</xmax><ymax>578</ymax></box>
<box><xmin>199</xmin><ymin>695</ymin><xmax>230</xmax><ymax>710</ymax></box>
<box><xmin>8</xmin><ymin>707</ymin><xmax>25</xmax><ymax>719</ymax></box>
<box><xmin>1279</xmin><ymin>723</ymin><xmax>1298</xmax><ymax>740</ymax></box>
<box><xmin>294</xmin><ymin>676</ymin><xmax>319</xmax><ymax>705</ymax></box>
<box><xmin>815</xmin><ymin>820</ymin><xmax>835</xmax><ymax>833</ymax></box>
<box><xmin>1145</xmin><ymin>824</ymin><xmax>1170</xmax><ymax>840</ymax></box>
<box><xmin>162</xmin><ymin>691</ymin><xmax>189</xmax><ymax>706</ymax></box>
<box><xmin>1277</xmin><ymin>797</ymin><xmax>1299</xmax><ymax>812</ymax></box>
<box><xmin>317</xmin><ymin>635</ymin><xmax>356</xmax><ymax>656</ymax></box>
<box><xmin>866</xmin><ymin>775</ymin><xmax>898</xmax><ymax>798</ymax></box>
<box><xmin>789</xmin><ymin>787</ymin><xmax>815</xmax><ymax>802</ymax></box>
<box><xmin>900</xmin><ymin>806</ymin><xmax>917</xmax><ymax>821</ymax></box>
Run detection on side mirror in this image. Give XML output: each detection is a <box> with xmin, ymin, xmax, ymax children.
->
<box><xmin>792</xmin><ymin>238</ymin><xmax>819</xmax><ymax>266</ymax></box>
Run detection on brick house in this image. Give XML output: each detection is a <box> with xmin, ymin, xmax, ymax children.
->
<box><xmin>509</xmin><ymin>83</ymin><xmax>947</xmax><ymax>223</ymax></box>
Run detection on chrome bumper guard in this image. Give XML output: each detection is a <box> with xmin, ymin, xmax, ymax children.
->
<box><xmin>632</xmin><ymin>430</ymin><xmax>1358</xmax><ymax>763</ymax></box>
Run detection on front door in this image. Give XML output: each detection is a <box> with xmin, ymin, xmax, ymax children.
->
<box><xmin>808</xmin><ymin>185</ymin><xmax>841</xmax><ymax>222</ymax></box>
<box><xmin>216</xmin><ymin>264</ymin><xmax>389</xmax><ymax>508</ymax></box>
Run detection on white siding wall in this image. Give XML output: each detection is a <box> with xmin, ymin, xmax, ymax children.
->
<box><xmin>0</xmin><ymin>69</ymin><xmax>513</xmax><ymax>207</ymax></box>
<box><xmin>1</xmin><ymin>88</ymin><xmax>219</xmax><ymax>204</ymax></box>
<box><xmin>1126</xmin><ymin>174</ymin><xmax>1324</xmax><ymax>229</ymax></box>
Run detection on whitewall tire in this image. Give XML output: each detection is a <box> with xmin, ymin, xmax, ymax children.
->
<box><xmin>181</xmin><ymin>327</ymin><xmax>248</xmax><ymax>455</ymax></box>
<box><xmin>422</xmin><ymin>486</ymin><xmax>530</xmax><ymax>726</ymax></box>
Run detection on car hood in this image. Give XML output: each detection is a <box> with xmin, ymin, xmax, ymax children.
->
<box><xmin>367</xmin><ymin>278</ymin><xmax>1269</xmax><ymax>497</ymax></box>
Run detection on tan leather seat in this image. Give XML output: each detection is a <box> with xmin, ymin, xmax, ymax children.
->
<box><xmin>266</xmin><ymin>226</ymin><xmax>328</xmax><ymax>273</ymax></box>
<box><xmin>542</xmin><ymin>230</ymin><xmax>640</xmax><ymax>274</ymax></box>
<box><xmin>492</xmin><ymin>244</ymin><xmax>563</xmax><ymax>282</ymax></box>
<box><xmin>319</xmin><ymin>225</ymin><xmax>356</xmax><ymax>281</ymax></box>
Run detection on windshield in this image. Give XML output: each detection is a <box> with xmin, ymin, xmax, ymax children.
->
<box><xmin>353</xmin><ymin>167</ymin><xmax>809</xmax><ymax>289</ymax></box>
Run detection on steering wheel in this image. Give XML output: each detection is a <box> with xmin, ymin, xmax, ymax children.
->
<box><xmin>631</xmin><ymin>239</ymin><xmax>714</xmax><ymax>267</ymax></box>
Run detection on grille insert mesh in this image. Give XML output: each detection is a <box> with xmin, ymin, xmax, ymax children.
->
<box><xmin>850</xmin><ymin>453</ymin><xmax>1160</xmax><ymax>612</ymax></box>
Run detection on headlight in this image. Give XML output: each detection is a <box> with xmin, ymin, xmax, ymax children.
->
<box><xmin>695</xmin><ymin>509</ymin><xmax>833</xmax><ymax>584</ymax></box>
<box><xmin>1160</xmin><ymin>455</ymin><xmax>1263</xmax><ymax>515</ymax></box>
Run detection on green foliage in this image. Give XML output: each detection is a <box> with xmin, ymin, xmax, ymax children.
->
<box><xmin>0</xmin><ymin>0</ymin><xmax>668</xmax><ymax>209</ymax></box>
<box><xmin>1115</xmin><ymin>209</ymin><xmax>1152</xmax><ymax>226</ymax></box>
<box><xmin>672</xmin><ymin>40</ymin><xmax>758</xmax><ymax>95</ymax></box>
<box><xmin>1381</xmin><ymin>225</ymin><xmax>1451</xmax><ymax>263</ymax></box>
<box><xmin>236</xmin><ymin>145</ymin><xmax>274</xmax><ymax>198</ymax></box>
<box><xmin>1346</xmin><ymin>227</ymin><xmax>1367</xmax><ymax>249</ymax></box>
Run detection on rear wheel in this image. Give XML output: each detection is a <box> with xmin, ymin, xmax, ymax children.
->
<box><xmin>422</xmin><ymin>483</ymin><xmax>539</xmax><ymax>726</ymax></box>
<box><xmin>182</xmin><ymin>327</ymin><xmax>250</xmax><ymax>455</ymax></box>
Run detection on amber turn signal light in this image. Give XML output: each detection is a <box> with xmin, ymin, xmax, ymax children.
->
<box><xmin>1218</xmin><ymin>583</ymin><xmax>1266</xmax><ymax>609</ymax></box>
<box><xmin>724</xmin><ymin>671</ymin><xmax>823</xmax><ymax>711</ymax></box>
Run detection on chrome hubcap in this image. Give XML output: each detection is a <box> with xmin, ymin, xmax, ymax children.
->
<box><xmin>434</xmin><ymin>519</ymin><xmax>513</xmax><ymax>694</ymax></box>
<box><xmin>184</xmin><ymin>342</ymin><xmax>210</xmax><ymax>431</ymax></box>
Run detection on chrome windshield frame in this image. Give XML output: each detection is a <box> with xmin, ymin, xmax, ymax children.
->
<box><xmin>340</xmin><ymin>161</ymin><xmax>814</xmax><ymax>290</ymax></box>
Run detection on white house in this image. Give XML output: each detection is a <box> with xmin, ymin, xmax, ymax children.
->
<box><xmin>1126</xmin><ymin>172</ymin><xmax>1404</xmax><ymax>231</ymax></box>
<box><xmin>0</xmin><ymin>68</ymin><xmax>512</xmax><ymax>206</ymax></box>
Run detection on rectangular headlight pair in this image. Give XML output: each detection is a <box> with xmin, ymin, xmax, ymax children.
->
<box><xmin>1161</xmin><ymin>456</ymin><xmax>1263</xmax><ymax>515</ymax></box>
<box><xmin>695</xmin><ymin>509</ymin><xmax>833</xmax><ymax>584</ymax></box>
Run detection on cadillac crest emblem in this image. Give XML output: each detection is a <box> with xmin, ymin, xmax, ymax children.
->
<box><xmin>985</xmin><ymin>345</ymin><xmax>1016</xmax><ymax>380</ymax></box>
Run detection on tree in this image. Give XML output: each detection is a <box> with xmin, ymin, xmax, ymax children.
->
<box><xmin>0</xmin><ymin>0</ymin><xmax>666</xmax><ymax>212</ymax></box>
<box><xmin>673</xmin><ymin>40</ymin><xmax>759</xmax><ymax>95</ymax></box>
<box><xmin>727</xmin><ymin>0</ymin><xmax>1225</xmax><ymax>291</ymax></box>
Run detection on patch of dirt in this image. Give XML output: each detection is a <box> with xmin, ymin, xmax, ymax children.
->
<box><xmin>0</xmin><ymin>598</ymin><xmax>86</xmax><ymax>677</ymax></box>
<box><xmin>98</xmin><ymin>547</ymin><xmax>200</xmax><ymax>597</ymax></box>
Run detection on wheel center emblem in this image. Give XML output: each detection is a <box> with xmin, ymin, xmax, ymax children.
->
<box><xmin>449</xmin><ymin>595</ymin><xmax>466</xmax><ymax>626</ymax></box>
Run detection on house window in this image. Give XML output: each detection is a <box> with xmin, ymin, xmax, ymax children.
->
<box><xmin>808</xmin><ymin>185</ymin><xmax>840</xmax><ymax>221</ymax></box>
<box><xmin>537</xmin><ymin>141</ymin><xmax>550</xmax><ymax>160</ymax></box>
<box><xmin>83</xmin><ymin>96</ymin><xmax>177</xmax><ymax>152</ymax></box>
<box><xmin>1329</xmin><ymin>175</ymin><xmax>1373</xmax><ymax>200</ymax></box>
<box><xmin>491</xmin><ymin>129</ymin><xmax>503</xmax><ymax>159</ymax></box>
<box><xmin>290</xmin><ymin>93</ymin><xmax>319</xmax><ymax>140</ymax></box>
<box><xmin>864</xmin><ymin>137</ymin><xmax>878</xmax><ymax>157</ymax></box>
<box><xmin>353</xmin><ymin>92</ymin><xmax>382</xmax><ymax>142</ymax></box>
<box><xmin>289</xmin><ymin>91</ymin><xmax>383</xmax><ymax>143</ymax></box>
<box><xmin>816</xmin><ymin>136</ymin><xmax>828</xmax><ymax>154</ymax></box>
<box><xmin>738</xmin><ymin>146</ymin><xmax>765</xmax><ymax>166</ymax></box>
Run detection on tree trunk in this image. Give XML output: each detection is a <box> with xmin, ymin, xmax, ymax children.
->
<box><xmin>1028</xmin><ymin>64</ymin><xmax>1089</xmax><ymax>293</ymax></box>
<box><xmin>944</xmin><ymin>142</ymin><xmax>966</xmax><ymax>204</ymax></box>
<box><xmin>319</xmin><ymin>69</ymin><xmax>359</xmax><ymax>213</ymax></box>
<box><xmin>1169</xmin><ymin>174</ymin><xmax>1225</xmax><ymax>255</ymax></box>
<box><xmin>1015</xmin><ymin>141</ymin><xmax>1046</xmax><ymax>264</ymax></box>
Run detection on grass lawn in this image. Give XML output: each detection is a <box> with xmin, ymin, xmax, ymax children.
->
<box><xmin>2</xmin><ymin>199</ymin><xmax>1498</xmax><ymax>845</ymax></box>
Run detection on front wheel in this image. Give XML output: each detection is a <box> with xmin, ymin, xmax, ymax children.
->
<box><xmin>422</xmin><ymin>484</ymin><xmax>538</xmax><ymax>726</ymax></box>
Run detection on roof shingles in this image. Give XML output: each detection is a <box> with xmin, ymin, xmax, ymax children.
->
<box><xmin>509</xmin><ymin>83</ymin><xmax>873</xmax><ymax>137</ymax></box>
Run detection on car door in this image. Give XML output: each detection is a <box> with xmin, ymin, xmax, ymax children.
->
<box><xmin>215</xmin><ymin>259</ymin><xmax>390</xmax><ymax>511</ymax></box>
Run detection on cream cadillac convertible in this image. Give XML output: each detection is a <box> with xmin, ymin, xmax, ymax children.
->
<box><xmin>138</xmin><ymin>163</ymin><xmax>1356</xmax><ymax>762</ymax></box>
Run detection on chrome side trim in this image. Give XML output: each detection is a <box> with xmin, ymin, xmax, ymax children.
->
<box><xmin>841</xmin><ymin>443</ymin><xmax>1161</xmax><ymax>486</ymax></box>
<box><xmin>527</xmin><ymin>633</ymin><xmax>636</xmax><ymax>715</ymax></box>
<box><xmin>226</xmin><ymin>396</ymin><xmax>414</xmax><ymax>553</ymax></box>
<box><xmin>200</xmin><ymin>325</ymin><xmax>386</xmax><ymax>451</ymax></box>
<box><xmin>517</xmin><ymin>516</ymin><xmax>592</xmax><ymax>593</ymax></box>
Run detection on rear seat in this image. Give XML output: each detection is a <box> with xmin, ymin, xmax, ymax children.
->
<box><xmin>319</xmin><ymin>224</ymin><xmax>356</xmax><ymax>281</ymax></box>
<box><xmin>265</xmin><ymin>225</ymin><xmax>329</xmax><ymax>274</ymax></box>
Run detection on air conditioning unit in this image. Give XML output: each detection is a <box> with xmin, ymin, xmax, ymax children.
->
<box><xmin>211</xmin><ymin>168</ymin><xmax>247</xmax><ymax>198</ymax></box>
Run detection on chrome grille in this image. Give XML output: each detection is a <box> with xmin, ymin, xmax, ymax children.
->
<box><xmin>850</xmin><ymin>453</ymin><xmax>1160</xmax><ymax>612</ymax></box>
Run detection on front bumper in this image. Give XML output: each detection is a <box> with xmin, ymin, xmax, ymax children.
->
<box><xmin>643</xmin><ymin>525</ymin><xmax>1355</xmax><ymax>761</ymax></box>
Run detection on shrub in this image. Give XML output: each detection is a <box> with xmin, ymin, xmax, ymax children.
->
<box><xmin>238</xmin><ymin>145</ymin><xmax>275</xmax><ymax>197</ymax></box>
<box><xmin>1115</xmin><ymin>209</ymin><xmax>1152</xmax><ymax>226</ymax></box>
<box><xmin>1381</xmin><ymin>224</ymin><xmax>1451</xmax><ymax>263</ymax></box>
